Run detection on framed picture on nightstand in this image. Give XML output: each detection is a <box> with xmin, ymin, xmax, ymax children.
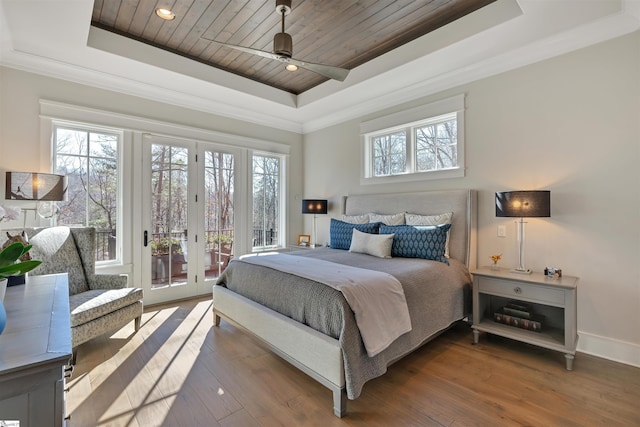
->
<box><xmin>297</xmin><ymin>234</ymin><xmax>310</xmax><ymax>246</ymax></box>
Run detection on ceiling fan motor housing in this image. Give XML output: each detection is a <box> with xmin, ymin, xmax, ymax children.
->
<box><xmin>274</xmin><ymin>32</ymin><xmax>293</xmax><ymax>57</ymax></box>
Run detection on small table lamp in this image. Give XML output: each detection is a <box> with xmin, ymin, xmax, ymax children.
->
<box><xmin>496</xmin><ymin>190</ymin><xmax>550</xmax><ymax>274</ymax></box>
<box><xmin>5</xmin><ymin>172</ymin><xmax>68</xmax><ymax>220</ymax></box>
<box><xmin>301</xmin><ymin>199</ymin><xmax>327</xmax><ymax>247</ymax></box>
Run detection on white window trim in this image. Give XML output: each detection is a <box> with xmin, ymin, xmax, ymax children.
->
<box><xmin>249</xmin><ymin>150</ymin><xmax>288</xmax><ymax>251</ymax></box>
<box><xmin>360</xmin><ymin>94</ymin><xmax>465</xmax><ymax>185</ymax></box>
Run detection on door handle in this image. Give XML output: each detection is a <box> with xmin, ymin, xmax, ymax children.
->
<box><xmin>144</xmin><ymin>230</ymin><xmax>148</xmax><ymax>247</ymax></box>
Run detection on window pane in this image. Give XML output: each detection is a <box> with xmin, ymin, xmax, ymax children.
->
<box><xmin>372</xmin><ymin>131</ymin><xmax>406</xmax><ymax>176</ymax></box>
<box><xmin>204</xmin><ymin>151</ymin><xmax>234</xmax><ymax>280</ymax></box>
<box><xmin>253</xmin><ymin>155</ymin><xmax>280</xmax><ymax>249</ymax></box>
<box><xmin>89</xmin><ymin>132</ymin><xmax>117</xmax><ymax>157</ymax></box>
<box><xmin>57</xmin><ymin>155</ymin><xmax>87</xmax><ymax>225</ymax></box>
<box><xmin>54</xmin><ymin>125</ymin><xmax>120</xmax><ymax>262</ymax></box>
<box><xmin>55</xmin><ymin>128</ymin><xmax>88</xmax><ymax>155</ymax></box>
<box><xmin>415</xmin><ymin>119</ymin><xmax>457</xmax><ymax>172</ymax></box>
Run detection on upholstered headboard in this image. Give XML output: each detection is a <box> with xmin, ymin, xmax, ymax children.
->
<box><xmin>343</xmin><ymin>189</ymin><xmax>477</xmax><ymax>269</ymax></box>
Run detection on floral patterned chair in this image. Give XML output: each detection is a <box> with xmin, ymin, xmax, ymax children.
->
<box><xmin>3</xmin><ymin>226</ymin><xmax>143</xmax><ymax>362</ymax></box>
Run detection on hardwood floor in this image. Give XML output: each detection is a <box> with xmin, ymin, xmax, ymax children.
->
<box><xmin>67</xmin><ymin>297</ymin><xmax>640</xmax><ymax>426</ymax></box>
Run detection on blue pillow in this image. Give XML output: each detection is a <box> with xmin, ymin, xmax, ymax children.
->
<box><xmin>379</xmin><ymin>224</ymin><xmax>451</xmax><ymax>264</ymax></box>
<box><xmin>330</xmin><ymin>219</ymin><xmax>380</xmax><ymax>250</ymax></box>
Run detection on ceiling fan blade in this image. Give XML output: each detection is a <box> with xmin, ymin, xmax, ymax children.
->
<box><xmin>201</xmin><ymin>37</ymin><xmax>350</xmax><ymax>82</ymax></box>
<box><xmin>202</xmin><ymin>38</ymin><xmax>281</xmax><ymax>61</ymax></box>
<box><xmin>288</xmin><ymin>57</ymin><xmax>350</xmax><ymax>82</ymax></box>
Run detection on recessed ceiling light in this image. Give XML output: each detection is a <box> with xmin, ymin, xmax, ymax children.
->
<box><xmin>285</xmin><ymin>64</ymin><xmax>298</xmax><ymax>72</ymax></box>
<box><xmin>155</xmin><ymin>8</ymin><xmax>175</xmax><ymax>21</ymax></box>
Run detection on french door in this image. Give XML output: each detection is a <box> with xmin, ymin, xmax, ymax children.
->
<box><xmin>141</xmin><ymin>136</ymin><xmax>236</xmax><ymax>304</ymax></box>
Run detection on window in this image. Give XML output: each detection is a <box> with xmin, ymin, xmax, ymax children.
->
<box><xmin>361</xmin><ymin>95</ymin><xmax>465</xmax><ymax>183</ymax></box>
<box><xmin>53</xmin><ymin>123</ymin><xmax>122</xmax><ymax>263</ymax></box>
<box><xmin>252</xmin><ymin>154</ymin><xmax>283</xmax><ymax>250</ymax></box>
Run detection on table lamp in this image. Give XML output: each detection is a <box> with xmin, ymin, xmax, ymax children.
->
<box><xmin>5</xmin><ymin>171</ymin><xmax>68</xmax><ymax>220</ymax></box>
<box><xmin>301</xmin><ymin>199</ymin><xmax>327</xmax><ymax>247</ymax></box>
<box><xmin>496</xmin><ymin>190</ymin><xmax>550</xmax><ymax>274</ymax></box>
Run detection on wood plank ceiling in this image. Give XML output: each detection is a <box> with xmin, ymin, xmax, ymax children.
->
<box><xmin>91</xmin><ymin>0</ymin><xmax>495</xmax><ymax>95</ymax></box>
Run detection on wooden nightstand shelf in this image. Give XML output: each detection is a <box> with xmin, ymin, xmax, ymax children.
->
<box><xmin>471</xmin><ymin>267</ymin><xmax>579</xmax><ymax>370</ymax></box>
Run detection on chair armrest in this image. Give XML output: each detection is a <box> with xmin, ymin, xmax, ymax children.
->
<box><xmin>90</xmin><ymin>274</ymin><xmax>128</xmax><ymax>290</ymax></box>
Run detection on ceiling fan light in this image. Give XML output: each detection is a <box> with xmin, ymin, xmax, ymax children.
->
<box><xmin>285</xmin><ymin>64</ymin><xmax>298</xmax><ymax>72</ymax></box>
<box><xmin>155</xmin><ymin>8</ymin><xmax>175</xmax><ymax>20</ymax></box>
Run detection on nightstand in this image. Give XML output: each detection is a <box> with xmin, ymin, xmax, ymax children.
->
<box><xmin>471</xmin><ymin>267</ymin><xmax>579</xmax><ymax>370</ymax></box>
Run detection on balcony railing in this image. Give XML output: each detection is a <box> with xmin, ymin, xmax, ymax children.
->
<box><xmin>95</xmin><ymin>227</ymin><xmax>279</xmax><ymax>261</ymax></box>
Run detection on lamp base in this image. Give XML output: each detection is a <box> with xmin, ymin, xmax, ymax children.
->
<box><xmin>510</xmin><ymin>268</ymin><xmax>532</xmax><ymax>275</ymax></box>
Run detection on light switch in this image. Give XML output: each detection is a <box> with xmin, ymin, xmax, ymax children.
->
<box><xmin>497</xmin><ymin>225</ymin><xmax>506</xmax><ymax>237</ymax></box>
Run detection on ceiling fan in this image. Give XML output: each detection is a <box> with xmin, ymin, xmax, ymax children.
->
<box><xmin>201</xmin><ymin>0</ymin><xmax>350</xmax><ymax>82</ymax></box>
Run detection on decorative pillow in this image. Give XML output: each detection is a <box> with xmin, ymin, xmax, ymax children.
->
<box><xmin>369</xmin><ymin>212</ymin><xmax>405</xmax><ymax>225</ymax></box>
<box><xmin>404</xmin><ymin>212</ymin><xmax>452</xmax><ymax>226</ymax></box>
<box><xmin>341</xmin><ymin>213</ymin><xmax>370</xmax><ymax>224</ymax></box>
<box><xmin>379</xmin><ymin>224</ymin><xmax>451</xmax><ymax>264</ymax></box>
<box><xmin>330</xmin><ymin>219</ymin><xmax>380</xmax><ymax>250</ymax></box>
<box><xmin>405</xmin><ymin>212</ymin><xmax>453</xmax><ymax>258</ymax></box>
<box><xmin>349</xmin><ymin>228</ymin><xmax>394</xmax><ymax>258</ymax></box>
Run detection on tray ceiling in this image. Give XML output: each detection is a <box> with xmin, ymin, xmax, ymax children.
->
<box><xmin>91</xmin><ymin>0</ymin><xmax>495</xmax><ymax>95</ymax></box>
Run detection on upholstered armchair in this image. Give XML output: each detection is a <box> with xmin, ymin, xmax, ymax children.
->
<box><xmin>2</xmin><ymin>226</ymin><xmax>143</xmax><ymax>361</ymax></box>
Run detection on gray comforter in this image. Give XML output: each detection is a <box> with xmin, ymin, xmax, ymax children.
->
<box><xmin>215</xmin><ymin>247</ymin><xmax>472</xmax><ymax>399</ymax></box>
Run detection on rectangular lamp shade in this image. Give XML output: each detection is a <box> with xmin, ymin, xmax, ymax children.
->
<box><xmin>5</xmin><ymin>172</ymin><xmax>68</xmax><ymax>201</ymax></box>
<box><xmin>495</xmin><ymin>191</ymin><xmax>550</xmax><ymax>218</ymax></box>
<box><xmin>301</xmin><ymin>199</ymin><xmax>328</xmax><ymax>215</ymax></box>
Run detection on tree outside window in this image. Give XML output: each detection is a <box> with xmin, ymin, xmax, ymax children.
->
<box><xmin>373</xmin><ymin>131</ymin><xmax>406</xmax><ymax>176</ymax></box>
<box><xmin>252</xmin><ymin>155</ymin><xmax>281</xmax><ymax>249</ymax></box>
<box><xmin>415</xmin><ymin>118</ymin><xmax>457</xmax><ymax>171</ymax></box>
<box><xmin>54</xmin><ymin>125</ymin><xmax>120</xmax><ymax>262</ymax></box>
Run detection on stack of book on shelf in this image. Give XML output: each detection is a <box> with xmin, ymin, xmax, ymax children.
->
<box><xmin>494</xmin><ymin>301</ymin><xmax>543</xmax><ymax>332</ymax></box>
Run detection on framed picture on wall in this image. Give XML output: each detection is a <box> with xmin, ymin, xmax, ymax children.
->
<box><xmin>297</xmin><ymin>234</ymin><xmax>310</xmax><ymax>246</ymax></box>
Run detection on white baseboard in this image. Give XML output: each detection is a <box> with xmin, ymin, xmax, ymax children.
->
<box><xmin>577</xmin><ymin>331</ymin><xmax>640</xmax><ymax>368</ymax></box>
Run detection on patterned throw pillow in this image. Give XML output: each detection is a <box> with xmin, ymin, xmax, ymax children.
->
<box><xmin>330</xmin><ymin>219</ymin><xmax>380</xmax><ymax>250</ymax></box>
<box><xmin>405</xmin><ymin>212</ymin><xmax>453</xmax><ymax>257</ymax></box>
<box><xmin>369</xmin><ymin>212</ymin><xmax>405</xmax><ymax>225</ymax></box>
<box><xmin>404</xmin><ymin>212</ymin><xmax>452</xmax><ymax>226</ymax></box>
<box><xmin>379</xmin><ymin>224</ymin><xmax>451</xmax><ymax>264</ymax></box>
<box><xmin>341</xmin><ymin>214</ymin><xmax>370</xmax><ymax>224</ymax></box>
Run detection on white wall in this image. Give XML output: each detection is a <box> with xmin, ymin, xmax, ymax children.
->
<box><xmin>302</xmin><ymin>32</ymin><xmax>640</xmax><ymax>367</ymax></box>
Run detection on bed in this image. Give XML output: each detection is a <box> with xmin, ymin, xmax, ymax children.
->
<box><xmin>212</xmin><ymin>189</ymin><xmax>477</xmax><ymax>417</ymax></box>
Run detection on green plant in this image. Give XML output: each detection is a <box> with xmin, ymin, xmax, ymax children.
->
<box><xmin>151</xmin><ymin>237</ymin><xmax>183</xmax><ymax>256</ymax></box>
<box><xmin>208</xmin><ymin>233</ymin><xmax>233</xmax><ymax>246</ymax></box>
<box><xmin>0</xmin><ymin>242</ymin><xmax>41</xmax><ymax>279</ymax></box>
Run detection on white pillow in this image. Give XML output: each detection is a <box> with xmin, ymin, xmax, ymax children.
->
<box><xmin>369</xmin><ymin>212</ymin><xmax>405</xmax><ymax>225</ymax></box>
<box><xmin>341</xmin><ymin>213</ymin><xmax>370</xmax><ymax>224</ymax></box>
<box><xmin>349</xmin><ymin>229</ymin><xmax>394</xmax><ymax>258</ymax></box>
<box><xmin>405</xmin><ymin>212</ymin><xmax>453</xmax><ymax>258</ymax></box>
<box><xmin>405</xmin><ymin>212</ymin><xmax>452</xmax><ymax>226</ymax></box>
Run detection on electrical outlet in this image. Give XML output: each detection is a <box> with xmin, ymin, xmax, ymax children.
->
<box><xmin>497</xmin><ymin>225</ymin><xmax>506</xmax><ymax>237</ymax></box>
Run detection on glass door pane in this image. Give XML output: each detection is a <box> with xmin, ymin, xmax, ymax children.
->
<box><xmin>151</xmin><ymin>144</ymin><xmax>189</xmax><ymax>289</ymax></box>
<box><xmin>203</xmin><ymin>150</ymin><xmax>234</xmax><ymax>280</ymax></box>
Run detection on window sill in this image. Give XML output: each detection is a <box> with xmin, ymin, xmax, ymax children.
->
<box><xmin>360</xmin><ymin>167</ymin><xmax>464</xmax><ymax>185</ymax></box>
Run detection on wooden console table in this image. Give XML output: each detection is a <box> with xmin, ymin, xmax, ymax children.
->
<box><xmin>0</xmin><ymin>273</ymin><xmax>72</xmax><ymax>426</ymax></box>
